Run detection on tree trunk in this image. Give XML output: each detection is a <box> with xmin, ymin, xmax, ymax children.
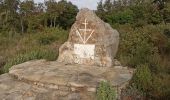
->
<box><xmin>50</xmin><ymin>19</ymin><xmax>53</xmax><ymax>27</ymax></box>
<box><xmin>20</xmin><ymin>16</ymin><xmax>24</xmax><ymax>34</ymax></box>
<box><xmin>50</xmin><ymin>15</ymin><xmax>53</xmax><ymax>27</ymax></box>
<box><xmin>5</xmin><ymin>10</ymin><xmax>8</xmax><ymax>27</ymax></box>
<box><xmin>54</xmin><ymin>17</ymin><xmax>56</xmax><ymax>27</ymax></box>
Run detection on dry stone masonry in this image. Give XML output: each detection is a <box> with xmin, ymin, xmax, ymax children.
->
<box><xmin>58</xmin><ymin>8</ymin><xmax>119</xmax><ymax>67</ymax></box>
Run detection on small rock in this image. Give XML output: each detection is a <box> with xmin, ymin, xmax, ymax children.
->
<box><xmin>71</xmin><ymin>87</ymin><xmax>76</xmax><ymax>92</ymax></box>
<box><xmin>114</xmin><ymin>59</ymin><xmax>121</xmax><ymax>66</ymax></box>
<box><xmin>87</xmin><ymin>87</ymin><xmax>96</xmax><ymax>92</ymax></box>
<box><xmin>69</xmin><ymin>82</ymin><xmax>85</xmax><ymax>88</ymax></box>
<box><xmin>34</xmin><ymin>82</ymin><xmax>37</xmax><ymax>85</ymax></box>
<box><xmin>114</xmin><ymin>66</ymin><xmax>123</xmax><ymax>69</ymax></box>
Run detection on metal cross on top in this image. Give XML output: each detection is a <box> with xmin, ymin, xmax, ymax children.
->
<box><xmin>74</xmin><ymin>19</ymin><xmax>95</xmax><ymax>44</ymax></box>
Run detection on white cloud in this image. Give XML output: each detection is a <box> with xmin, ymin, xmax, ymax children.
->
<box><xmin>34</xmin><ymin>0</ymin><xmax>100</xmax><ymax>10</ymax></box>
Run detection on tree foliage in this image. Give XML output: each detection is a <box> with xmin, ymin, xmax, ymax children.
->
<box><xmin>96</xmin><ymin>0</ymin><xmax>170</xmax><ymax>99</ymax></box>
<box><xmin>96</xmin><ymin>0</ymin><xmax>170</xmax><ymax>25</ymax></box>
<box><xmin>0</xmin><ymin>0</ymin><xmax>78</xmax><ymax>34</ymax></box>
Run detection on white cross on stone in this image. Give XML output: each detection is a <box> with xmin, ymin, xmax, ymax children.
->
<box><xmin>74</xmin><ymin>19</ymin><xmax>94</xmax><ymax>44</ymax></box>
<box><xmin>80</xmin><ymin>19</ymin><xmax>92</xmax><ymax>42</ymax></box>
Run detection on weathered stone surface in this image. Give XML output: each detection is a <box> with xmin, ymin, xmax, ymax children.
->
<box><xmin>58</xmin><ymin>8</ymin><xmax>119</xmax><ymax>67</ymax></box>
<box><xmin>9</xmin><ymin>60</ymin><xmax>133</xmax><ymax>88</ymax></box>
<box><xmin>0</xmin><ymin>73</ymin><xmax>97</xmax><ymax>100</ymax></box>
<box><xmin>0</xmin><ymin>60</ymin><xmax>134</xmax><ymax>100</ymax></box>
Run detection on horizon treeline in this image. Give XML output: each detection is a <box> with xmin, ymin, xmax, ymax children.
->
<box><xmin>0</xmin><ymin>0</ymin><xmax>78</xmax><ymax>35</ymax></box>
<box><xmin>96</xmin><ymin>0</ymin><xmax>170</xmax><ymax>25</ymax></box>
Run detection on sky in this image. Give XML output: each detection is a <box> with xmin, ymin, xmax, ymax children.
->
<box><xmin>34</xmin><ymin>0</ymin><xmax>100</xmax><ymax>10</ymax></box>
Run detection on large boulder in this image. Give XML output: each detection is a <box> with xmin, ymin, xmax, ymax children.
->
<box><xmin>58</xmin><ymin>8</ymin><xmax>119</xmax><ymax>67</ymax></box>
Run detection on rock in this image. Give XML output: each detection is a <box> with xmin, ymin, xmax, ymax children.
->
<box><xmin>114</xmin><ymin>59</ymin><xmax>121</xmax><ymax>66</ymax></box>
<box><xmin>87</xmin><ymin>87</ymin><xmax>96</xmax><ymax>92</ymax></box>
<box><xmin>114</xmin><ymin>66</ymin><xmax>123</xmax><ymax>69</ymax></box>
<box><xmin>0</xmin><ymin>59</ymin><xmax>134</xmax><ymax>100</ymax></box>
<box><xmin>58</xmin><ymin>8</ymin><xmax>119</xmax><ymax>67</ymax></box>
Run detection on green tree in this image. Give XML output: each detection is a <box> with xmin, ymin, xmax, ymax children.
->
<box><xmin>45</xmin><ymin>0</ymin><xmax>78</xmax><ymax>29</ymax></box>
<box><xmin>103</xmin><ymin>0</ymin><xmax>113</xmax><ymax>12</ymax></box>
<box><xmin>0</xmin><ymin>0</ymin><xmax>5</xmax><ymax>31</ymax></box>
<box><xmin>45</xmin><ymin>0</ymin><xmax>57</xmax><ymax>27</ymax></box>
<box><xmin>20</xmin><ymin>0</ymin><xmax>35</xmax><ymax>32</ymax></box>
<box><xmin>106</xmin><ymin>9</ymin><xmax>134</xmax><ymax>24</ymax></box>
<box><xmin>3</xmin><ymin>0</ymin><xmax>20</xmax><ymax>35</ymax></box>
<box><xmin>96</xmin><ymin>0</ymin><xmax>105</xmax><ymax>20</ymax></box>
<box><xmin>57</xmin><ymin>0</ymin><xmax>78</xmax><ymax>29</ymax></box>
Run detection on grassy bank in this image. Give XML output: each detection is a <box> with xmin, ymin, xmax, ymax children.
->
<box><xmin>0</xmin><ymin>27</ymin><xmax>68</xmax><ymax>74</ymax></box>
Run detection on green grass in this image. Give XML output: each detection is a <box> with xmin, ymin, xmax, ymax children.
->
<box><xmin>0</xmin><ymin>27</ymin><xmax>68</xmax><ymax>74</ymax></box>
<box><xmin>3</xmin><ymin>49</ymin><xmax>57</xmax><ymax>73</ymax></box>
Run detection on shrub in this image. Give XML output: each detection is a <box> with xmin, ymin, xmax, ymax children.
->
<box><xmin>97</xmin><ymin>81</ymin><xmax>116</xmax><ymax>100</ymax></box>
<box><xmin>37</xmin><ymin>27</ymin><xmax>68</xmax><ymax>45</ymax></box>
<box><xmin>131</xmin><ymin>64</ymin><xmax>152</xmax><ymax>93</ymax></box>
<box><xmin>148</xmin><ymin>11</ymin><xmax>163</xmax><ymax>25</ymax></box>
<box><xmin>2</xmin><ymin>49</ymin><xmax>57</xmax><ymax>73</ymax></box>
<box><xmin>38</xmin><ymin>35</ymin><xmax>56</xmax><ymax>45</ymax></box>
<box><xmin>151</xmin><ymin>74</ymin><xmax>170</xmax><ymax>99</ymax></box>
<box><xmin>117</xmin><ymin>28</ymin><xmax>155</xmax><ymax>67</ymax></box>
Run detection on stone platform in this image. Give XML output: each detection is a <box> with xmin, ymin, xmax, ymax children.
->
<box><xmin>0</xmin><ymin>60</ymin><xmax>134</xmax><ymax>100</ymax></box>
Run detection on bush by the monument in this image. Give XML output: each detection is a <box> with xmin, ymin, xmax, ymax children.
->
<box><xmin>117</xmin><ymin>26</ymin><xmax>155</xmax><ymax>67</ymax></box>
<box><xmin>131</xmin><ymin>64</ymin><xmax>152</xmax><ymax>93</ymax></box>
<box><xmin>151</xmin><ymin>74</ymin><xmax>170</xmax><ymax>99</ymax></box>
<box><xmin>118</xmin><ymin>24</ymin><xmax>170</xmax><ymax>98</ymax></box>
<box><xmin>97</xmin><ymin>81</ymin><xmax>116</xmax><ymax>100</ymax></box>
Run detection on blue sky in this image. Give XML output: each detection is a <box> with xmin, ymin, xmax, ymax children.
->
<box><xmin>34</xmin><ymin>0</ymin><xmax>100</xmax><ymax>10</ymax></box>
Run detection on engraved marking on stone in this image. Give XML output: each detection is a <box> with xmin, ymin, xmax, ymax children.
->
<box><xmin>73</xmin><ymin>26</ymin><xmax>84</xmax><ymax>43</ymax></box>
<box><xmin>74</xmin><ymin>19</ymin><xmax>95</xmax><ymax>44</ymax></box>
<box><xmin>85</xmin><ymin>30</ymin><xmax>94</xmax><ymax>43</ymax></box>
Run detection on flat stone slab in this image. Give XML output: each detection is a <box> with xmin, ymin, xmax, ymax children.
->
<box><xmin>0</xmin><ymin>74</ymin><xmax>96</xmax><ymax>100</ymax></box>
<box><xmin>9</xmin><ymin>60</ymin><xmax>133</xmax><ymax>91</ymax></box>
<box><xmin>0</xmin><ymin>60</ymin><xmax>134</xmax><ymax>100</ymax></box>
